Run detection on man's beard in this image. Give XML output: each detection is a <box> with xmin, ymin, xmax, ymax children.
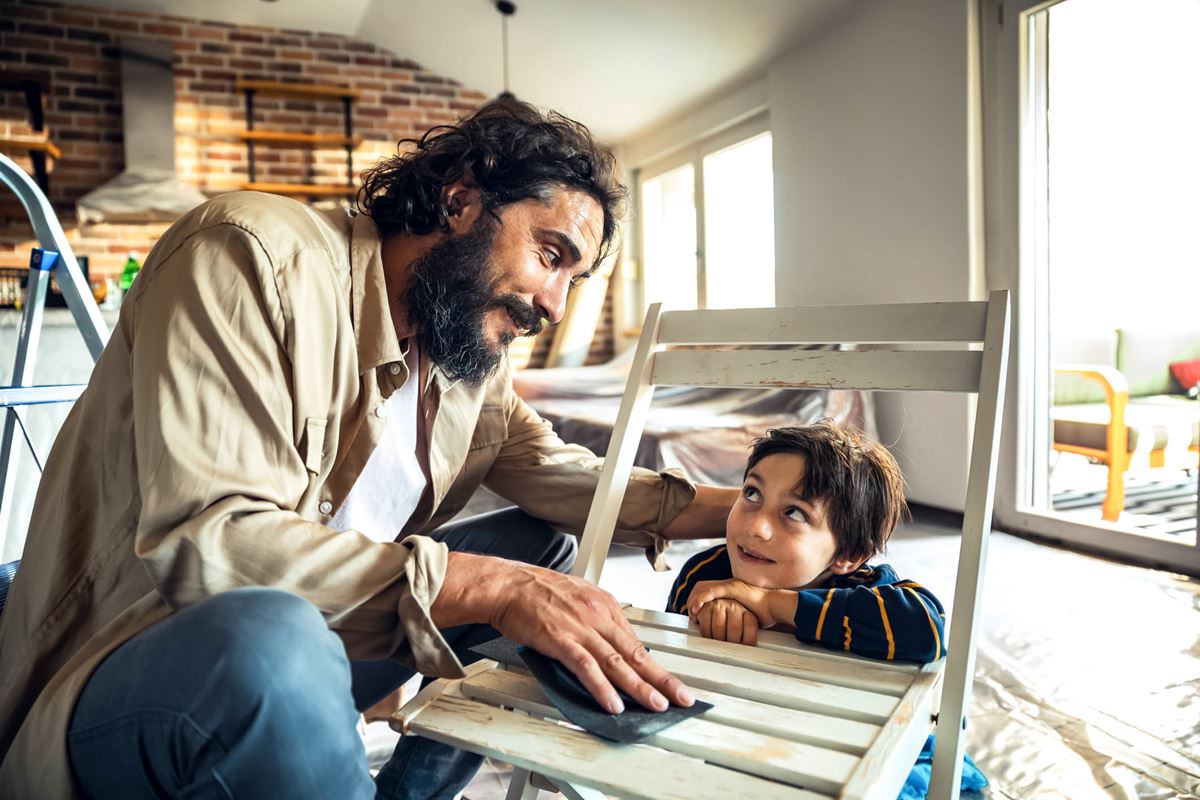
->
<box><xmin>404</xmin><ymin>217</ymin><xmax>545</xmax><ymax>387</ymax></box>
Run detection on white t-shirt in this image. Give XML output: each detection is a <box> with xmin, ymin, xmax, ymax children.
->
<box><xmin>329</xmin><ymin>342</ymin><xmax>426</xmax><ymax>542</ymax></box>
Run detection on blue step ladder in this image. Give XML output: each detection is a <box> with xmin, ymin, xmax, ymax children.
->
<box><xmin>0</xmin><ymin>152</ymin><xmax>110</xmax><ymax>609</ymax></box>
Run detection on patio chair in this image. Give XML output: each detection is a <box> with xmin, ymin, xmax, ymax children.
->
<box><xmin>395</xmin><ymin>291</ymin><xmax>1010</xmax><ymax>800</ymax></box>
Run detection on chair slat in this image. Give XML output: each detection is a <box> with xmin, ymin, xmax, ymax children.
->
<box><xmin>839</xmin><ymin>664</ymin><xmax>942</xmax><ymax>800</ymax></box>
<box><xmin>632</xmin><ymin>623</ymin><xmax>911</xmax><ymax>696</ymax></box>
<box><xmin>648</xmin><ymin>649</ymin><xmax>897</xmax><ymax>724</ymax></box>
<box><xmin>408</xmin><ymin>694</ymin><xmax>829</xmax><ymax>800</ymax></box>
<box><xmin>463</xmin><ymin>666</ymin><xmax>880</xmax><ymax>755</ymax></box>
<box><xmin>624</xmin><ymin>607</ymin><xmax>920</xmax><ymax>674</ymax></box>
<box><xmin>657</xmin><ymin>302</ymin><xmax>989</xmax><ymax>345</ymax></box>
<box><xmin>460</xmin><ymin>669</ymin><xmax>858</xmax><ymax>795</ymax></box>
<box><xmin>650</xmin><ymin>350</ymin><xmax>983</xmax><ymax>393</ymax></box>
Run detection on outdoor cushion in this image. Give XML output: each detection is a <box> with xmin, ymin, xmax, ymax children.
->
<box><xmin>1053</xmin><ymin>396</ymin><xmax>1199</xmax><ymax>453</ymax></box>
<box><xmin>1117</xmin><ymin>329</ymin><xmax>1200</xmax><ymax>398</ymax></box>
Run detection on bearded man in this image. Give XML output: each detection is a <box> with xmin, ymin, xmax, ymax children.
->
<box><xmin>0</xmin><ymin>101</ymin><xmax>737</xmax><ymax>799</ymax></box>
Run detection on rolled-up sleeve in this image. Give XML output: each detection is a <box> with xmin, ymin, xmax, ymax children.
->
<box><xmin>483</xmin><ymin>371</ymin><xmax>696</xmax><ymax>570</ymax></box>
<box><xmin>129</xmin><ymin>224</ymin><xmax>463</xmax><ymax>678</ymax></box>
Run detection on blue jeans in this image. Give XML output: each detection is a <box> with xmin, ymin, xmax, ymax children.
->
<box><xmin>67</xmin><ymin>508</ymin><xmax>576</xmax><ymax>800</ymax></box>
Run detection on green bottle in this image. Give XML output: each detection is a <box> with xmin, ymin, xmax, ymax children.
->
<box><xmin>119</xmin><ymin>251</ymin><xmax>140</xmax><ymax>292</ymax></box>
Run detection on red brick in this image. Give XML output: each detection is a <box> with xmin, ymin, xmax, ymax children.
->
<box><xmin>142</xmin><ymin>23</ymin><xmax>183</xmax><ymax>36</ymax></box>
<box><xmin>53</xmin><ymin>40</ymin><xmax>98</xmax><ymax>55</ymax></box>
<box><xmin>228</xmin><ymin>31</ymin><xmax>263</xmax><ymax>43</ymax></box>
<box><xmin>187</xmin><ymin>26</ymin><xmax>226</xmax><ymax>41</ymax></box>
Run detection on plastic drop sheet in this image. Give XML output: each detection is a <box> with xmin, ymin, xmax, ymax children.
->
<box><xmin>512</xmin><ymin>349</ymin><xmax>876</xmax><ymax>487</ymax></box>
<box><xmin>891</xmin><ymin>520</ymin><xmax>1200</xmax><ymax>799</ymax></box>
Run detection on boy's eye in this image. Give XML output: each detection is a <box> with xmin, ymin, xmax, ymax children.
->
<box><xmin>741</xmin><ymin>486</ymin><xmax>761</xmax><ymax>502</ymax></box>
<box><xmin>785</xmin><ymin>506</ymin><xmax>809</xmax><ymax>524</ymax></box>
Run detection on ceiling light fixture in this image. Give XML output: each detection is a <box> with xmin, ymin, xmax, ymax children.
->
<box><xmin>495</xmin><ymin>0</ymin><xmax>517</xmax><ymax>101</ymax></box>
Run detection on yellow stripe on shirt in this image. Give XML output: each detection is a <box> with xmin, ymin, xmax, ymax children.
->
<box><xmin>671</xmin><ymin>546</ymin><xmax>727</xmax><ymax>612</ymax></box>
<box><xmin>843</xmin><ymin>616</ymin><xmax>852</xmax><ymax>651</ymax></box>
<box><xmin>872</xmin><ymin>587</ymin><xmax>896</xmax><ymax>661</ymax></box>
<box><xmin>904</xmin><ymin>585</ymin><xmax>942</xmax><ymax>660</ymax></box>
<box><xmin>814</xmin><ymin>589</ymin><xmax>834</xmax><ymax>640</ymax></box>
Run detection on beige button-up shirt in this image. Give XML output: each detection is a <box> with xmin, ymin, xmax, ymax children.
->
<box><xmin>0</xmin><ymin>192</ymin><xmax>695</xmax><ymax>798</ymax></box>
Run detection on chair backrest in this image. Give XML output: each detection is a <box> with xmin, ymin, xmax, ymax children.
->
<box><xmin>571</xmin><ymin>290</ymin><xmax>1010</xmax><ymax>800</ymax></box>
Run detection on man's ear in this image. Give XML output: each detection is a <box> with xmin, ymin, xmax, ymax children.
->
<box><xmin>828</xmin><ymin>554</ymin><xmax>868</xmax><ymax>576</ymax></box>
<box><xmin>439</xmin><ymin>180</ymin><xmax>483</xmax><ymax>234</ymax></box>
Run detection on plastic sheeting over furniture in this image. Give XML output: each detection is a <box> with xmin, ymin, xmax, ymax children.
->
<box><xmin>512</xmin><ymin>349</ymin><xmax>877</xmax><ymax>488</ymax></box>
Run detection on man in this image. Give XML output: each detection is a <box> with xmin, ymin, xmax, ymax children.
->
<box><xmin>0</xmin><ymin>101</ymin><xmax>736</xmax><ymax>798</ymax></box>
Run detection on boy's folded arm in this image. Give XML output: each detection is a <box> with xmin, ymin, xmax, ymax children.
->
<box><xmin>792</xmin><ymin>582</ymin><xmax>946</xmax><ymax>663</ymax></box>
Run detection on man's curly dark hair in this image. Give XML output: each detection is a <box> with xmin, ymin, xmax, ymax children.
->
<box><xmin>358</xmin><ymin>100</ymin><xmax>627</xmax><ymax>268</ymax></box>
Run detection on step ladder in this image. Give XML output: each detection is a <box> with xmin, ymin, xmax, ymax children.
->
<box><xmin>0</xmin><ymin>152</ymin><xmax>109</xmax><ymax>536</ymax></box>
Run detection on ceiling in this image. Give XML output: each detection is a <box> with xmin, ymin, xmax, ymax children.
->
<box><xmin>83</xmin><ymin>0</ymin><xmax>858</xmax><ymax>143</ymax></box>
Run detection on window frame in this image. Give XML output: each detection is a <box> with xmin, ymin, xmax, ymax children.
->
<box><xmin>631</xmin><ymin>112</ymin><xmax>771</xmax><ymax>325</ymax></box>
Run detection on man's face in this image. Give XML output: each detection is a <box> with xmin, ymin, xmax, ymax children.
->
<box><xmin>405</xmin><ymin>187</ymin><xmax>603</xmax><ymax>386</ymax></box>
<box><xmin>725</xmin><ymin>453</ymin><xmax>844</xmax><ymax>590</ymax></box>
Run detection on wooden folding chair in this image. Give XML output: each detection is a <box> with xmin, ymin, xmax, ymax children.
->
<box><xmin>394</xmin><ymin>291</ymin><xmax>1010</xmax><ymax>800</ymax></box>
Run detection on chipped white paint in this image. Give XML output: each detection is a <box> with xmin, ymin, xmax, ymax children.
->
<box><xmin>624</xmin><ymin>607</ymin><xmax>920</xmax><ymax>674</ymax></box>
<box><xmin>631</xmin><ymin>622</ymin><xmax>912</xmax><ymax>696</ymax></box>
<box><xmin>651</xmin><ymin>349</ymin><xmax>984</xmax><ymax>393</ymax></box>
<box><xmin>656</xmin><ymin>301</ymin><xmax>989</xmax><ymax>345</ymax></box>
<box><xmin>407</xmin><ymin>695</ymin><xmax>826</xmax><ymax>800</ymax></box>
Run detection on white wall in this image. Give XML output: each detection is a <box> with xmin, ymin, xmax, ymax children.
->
<box><xmin>768</xmin><ymin>0</ymin><xmax>976</xmax><ymax>510</ymax></box>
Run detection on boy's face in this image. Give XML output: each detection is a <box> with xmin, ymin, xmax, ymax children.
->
<box><xmin>726</xmin><ymin>453</ymin><xmax>862</xmax><ymax>589</ymax></box>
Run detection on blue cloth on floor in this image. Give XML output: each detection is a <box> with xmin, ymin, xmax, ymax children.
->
<box><xmin>898</xmin><ymin>735</ymin><xmax>988</xmax><ymax>799</ymax></box>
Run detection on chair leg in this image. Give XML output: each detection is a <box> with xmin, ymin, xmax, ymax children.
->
<box><xmin>1101</xmin><ymin>455</ymin><xmax>1126</xmax><ymax>521</ymax></box>
<box><xmin>505</xmin><ymin>767</ymin><xmax>539</xmax><ymax>800</ymax></box>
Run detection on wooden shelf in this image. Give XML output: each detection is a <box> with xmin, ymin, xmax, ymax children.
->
<box><xmin>243</xmin><ymin>182</ymin><xmax>357</xmax><ymax>198</ymax></box>
<box><xmin>238</xmin><ymin>131</ymin><xmax>362</xmax><ymax>148</ymax></box>
<box><xmin>0</xmin><ymin>134</ymin><xmax>61</xmax><ymax>161</ymax></box>
<box><xmin>235</xmin><ymin>80</ymin><xmax>360</xmax><ymax>101</ymax></box>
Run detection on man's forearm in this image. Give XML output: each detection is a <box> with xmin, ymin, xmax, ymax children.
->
<box><xmin>661</xmin><ymin>485</ymin><xmax>739</xmax><ymax>540</ymax></box>
<box><xmin>429</xmin><ymin>550</ymin><xmax>516</xmax><ymax>629</ymax></box>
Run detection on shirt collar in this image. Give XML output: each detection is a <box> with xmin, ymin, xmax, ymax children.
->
<box><xmin>350</xmin><ymin>210</ymin><xmax>404</xmax><ymax>375</ymax></box>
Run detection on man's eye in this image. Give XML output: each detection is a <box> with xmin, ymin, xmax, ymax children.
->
<box><xmin>785</xmin><ymin>507</ymin><xmax>809</xmax><ymax>523</ymax></box>
<box><xmin>544</xmin><ymin>250</ymin><xmax>561</xmax><ymax>267</ymax></box>
<box><xmin>569</xmin><ymin>272</ymin><xmax>592</xmax><ymax>289</ymax></box>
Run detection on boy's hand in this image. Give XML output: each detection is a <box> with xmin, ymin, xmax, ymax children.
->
<box><xmin>691</xmin><ymin>598</ymin><xmax>760</xmax><ymax>645</ymax></box>
<box><xmin>687</xmin><ymin>578</ymin><xmax>798</xmax><ymax>631</ymax></box>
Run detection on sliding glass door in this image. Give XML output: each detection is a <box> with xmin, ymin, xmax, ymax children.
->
<box><xmin>987</xmin><ymin>0</ymin><xmax>1200</xmax><ymax>574</ymax></box>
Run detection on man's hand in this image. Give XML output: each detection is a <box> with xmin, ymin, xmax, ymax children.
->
<box><xmin>433</xmin><ymin>552</ymin><xmax>694</xmax><ymax>716</ymax></box>
<box><xmin>687</xmin><ymin>578</ymin><xmax>798</xmax><ymax>631</ymax></box>
<box><xmin>691</xmin><ymin>598</ymin><xmax>759</xmax><ymax>645</ymax></box>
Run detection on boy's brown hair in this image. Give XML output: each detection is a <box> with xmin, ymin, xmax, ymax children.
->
<box><xmin>745</xmin><ymin>421</ymin><xmax>908</xmax><ymax>564</ymax></box>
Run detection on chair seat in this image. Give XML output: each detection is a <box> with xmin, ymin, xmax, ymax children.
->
<box><xmin>1053</xmin><ymin>396</ymin><xmax>1200</xmax><ymax>453</ymax></box>
<box><xmin>394</xmin><ymin>607</ymin><xmax>941</xmax><ymax>800</ymax></box>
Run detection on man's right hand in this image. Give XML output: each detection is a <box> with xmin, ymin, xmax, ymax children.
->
<box><xmin>431</xmin><ymin>551</ymin><xmax>694</xmax><ymax>716</ymax></box>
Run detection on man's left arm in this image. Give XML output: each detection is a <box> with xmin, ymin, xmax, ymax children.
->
<box><xmin>484</xmin><ymin>379</ymin><xmax>735</xmax><ymax>566</ymax></box>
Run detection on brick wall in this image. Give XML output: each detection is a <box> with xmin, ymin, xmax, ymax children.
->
<box><xmin>0</xmin><ymin>0</ymin><xmax>615</xmax><ymax>364</ymax></box>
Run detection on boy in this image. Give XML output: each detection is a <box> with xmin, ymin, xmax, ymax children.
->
<box><xmin>668</xmin><ymin>421</ymin><xmax>945</xmax><ymax>663</ymax></box>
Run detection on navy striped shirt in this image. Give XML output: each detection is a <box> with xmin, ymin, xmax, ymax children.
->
<box><xmin>666</xmin><ymin>545</ymin><xmax>947</xmax><ymax>664</ymax></box>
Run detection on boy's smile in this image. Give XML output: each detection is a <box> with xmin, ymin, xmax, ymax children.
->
<box><xmin>726</xmin><ymin>453</ymin><xmax>862</xmax><ymax>589</ymax></box>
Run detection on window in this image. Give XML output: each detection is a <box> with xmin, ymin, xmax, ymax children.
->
<box><xmin>634</xmin><ymin>119</ymin><xmax>774</xmax><ymax>319</ymax></box>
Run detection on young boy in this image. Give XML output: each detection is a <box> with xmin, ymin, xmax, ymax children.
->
<box><xmin>667</xmin><ymin>421</ymin><xmax>946</xmax><ymax>663</ymax></box>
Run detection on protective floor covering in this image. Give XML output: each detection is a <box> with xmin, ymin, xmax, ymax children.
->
<box><xmin>371</xmin><ymin>506</ymin><xmax>1200</xmax><ymax>799</ymax></box>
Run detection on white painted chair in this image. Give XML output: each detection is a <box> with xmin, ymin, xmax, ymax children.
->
<box><xmin>395</xmin><ymin>292</ymin><xmax>1010</xmax><ymax>800</ymax></box>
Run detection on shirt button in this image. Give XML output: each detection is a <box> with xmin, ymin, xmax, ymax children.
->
<box><xmin>374</xmin><ymin>405</ymin><xmax>387</xmax><ymax>419</ymax></box>
<box><xmin>388</xmin><ymin>363</ymin><xmax>402</xmax><ymax>376</ymax></box>
<box><xmin>318</xmin><ymin>501</ymin><xmax>333</xmax><ymax>515</ymax></box>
